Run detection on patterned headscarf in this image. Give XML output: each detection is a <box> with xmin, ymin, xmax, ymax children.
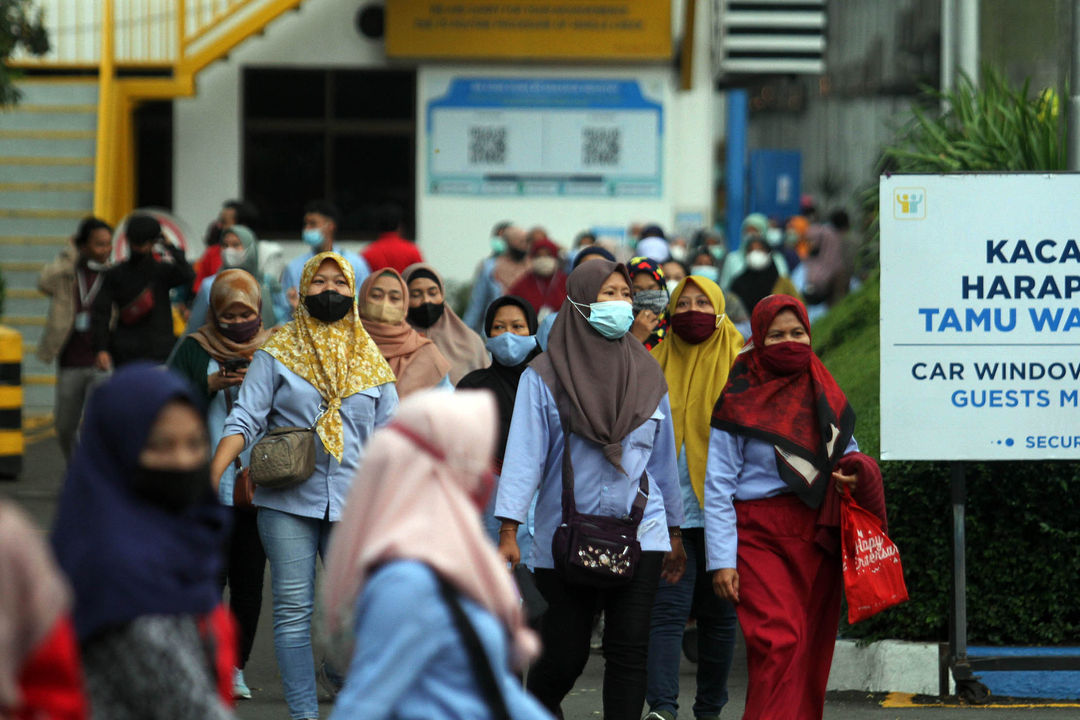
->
<box><xmin>628</xmin><ymin>255</ymin><xmax>669</xmax><ymax>350</ymax></box>
<box><xmin>261</xmin><ymin>252</ymin><xmax>396</xmax><ymax>462</ymax></box>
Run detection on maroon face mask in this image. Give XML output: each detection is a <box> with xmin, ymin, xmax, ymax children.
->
<box><xmin>219</xmin><ymin>317</ymin><xmax>261</xmax><ymax>343</ymax></box>
<box><xmin>759</xmin><ymin>341</ymin><xmax>812</xmax><ymax>375</ymax></box>
<box><xmin>670</xmin><ymin>311</ymin><xmax>718</xmax><ymax>344</ymax></box>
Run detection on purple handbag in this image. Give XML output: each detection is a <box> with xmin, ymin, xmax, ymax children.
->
<box><xmin>550</xmin><ymin>394</ymin><xmax>648</xmax><ymax>588</ymax></box>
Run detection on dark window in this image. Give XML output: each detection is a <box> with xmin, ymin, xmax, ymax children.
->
<box><xmin>242</xmin><ymin>68</ymin><xmax>416</xmax><ymax>239</ymax></box>
<box><xmin>134</xmin><ymin>101</ymin><xmax>173</xmax><ymax>210</ymax></box>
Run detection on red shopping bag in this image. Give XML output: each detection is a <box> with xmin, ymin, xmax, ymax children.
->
<box><xmin>840</xmin><ymin>487</ymin><xmax>909</xmax><ymax>623</ymax></box>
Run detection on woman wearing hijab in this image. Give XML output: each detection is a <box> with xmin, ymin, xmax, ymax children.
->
<box><xmin>644</xmin><ymin>277</ymin><xmax>743</xmax><ymax>720</ymax></box>
<box><xmin>322</xmin><ymin>391</ymin><xmax>551</xmax><ymax>720</ymax></box>
<box><xmin>184</xmin><ymin>225</ymin><xmax>278</xmax><ymax>334</ymax></box>
<box><xmin>457</xmin><ymin>296</ymin><xmax>541</xmax><ymax>550</ymax></box>
<box><xmin>627</xmin><ymin>256</ymin><xmax>670</xmax><ymax>350</ymax></box>
<box><xmin>52</xmin><ymin>364</ymin><xmax>235</xmax><ymax>720</ymax></box>
<box><xmin>168</xmin><ymin>268</ymin><xmax>271</xmax><ymax>700</ymax></box>
<box><xmin>494</xmin><ymin>259</ymin><xmax>685</xmax><ymax>720</ymax></box>
<box><xmin>1</xmin><ymin>501</ymin><xmax>86</xmax><ymax>720</ymax></box>
<box><xmin>211</xmin><ymin>251</ymin><xmax>398</xmax><ymax>720</ymax></box>
<box><xmin>359</xmin><ymin>268</ymin><xmax>452</xmax><ymax>396</ymax></box>
<box><xmin>729</xmin><ymin>236</ymin><xmax>801</xmax><ymax>316</ymax></box>
<box><xmin>704</xmin><ymin>295</ymin><xmax>886</xmax><ymax>720</ymax></box>
<box><xmin>508</xmin><ymin>237</ymin><xmax>568</xmax><ymax>319</ymax></box>
<box><xmin>404</xmin><ymin>263</ymin><xmax>489</xmax><ymax>385</ymax></box>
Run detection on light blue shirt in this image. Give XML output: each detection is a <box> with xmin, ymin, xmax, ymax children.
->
<box><xmin>222</xmin><ymin>349</ymin><xmax>398</xmax><ymax>521</ymax></box>
<box><xmin>274</xmin><ymin>248</ymin><xmax>370</xmax><ymax>322</ymax></box>
<box><xmin>703</xmin><ymin>428</ymin><xmax>858</xmax><ymax>571</ymax></box>
<box><xmin>462</xmin><ymin>257</ymin><xmax>503</xmax><ymax>335</ymax></box>
<box><xmin>677</xmin><ymin>445</ymin><xmax>704</xmax><ymax>529</ymax></box>
<box><xmin>207</xmin><ymin>358</ymin><xmax>253</xmax><ymax>507</ymax></box>
<box><xmin>331</xmin><ymin>560</ymin><xmax>552</xmax><ymax>720</ymax></box>
<box><xmin>494</xmin><ymin>368</ymin><xmax>683</xmax><ymax>569</ymax></box>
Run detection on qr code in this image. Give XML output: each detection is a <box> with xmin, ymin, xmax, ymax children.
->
<box><xmin>469</xmin><ymin>126</ymin><xmax>507</xmax><ymax>165</ymax></box>
<box><xmin>583</xmin><ymin>127</ymin><xmax>620</xmax><ymax>166</ymax></box>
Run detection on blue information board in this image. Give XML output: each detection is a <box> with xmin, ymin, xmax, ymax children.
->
<box><xmin>748</xmin><ymin>149</ymin><xmax>801</xmax><ymax>221</ymax></box>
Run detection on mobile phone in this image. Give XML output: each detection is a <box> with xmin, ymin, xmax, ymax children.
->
<box><xmin>222</xmin><ymin>358</ymin><xmax>250</xmax><ymax>373</ymax></box>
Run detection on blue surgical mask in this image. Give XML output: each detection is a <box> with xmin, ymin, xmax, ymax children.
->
<box><xmin>486</xmin><ymin>332</ymin><xmax>537</xmax><ymax>367</ymax></box>
<box><xmin>569</xmin><ymin>298</ymin><xmax>634</xmax><ymax>340</ymax></box>
<box><xmin>691</xmin><ymin>265</ymin><xmax>720</xmax><ymax>283</ymax></box>
<box><xmin>708</xmin><ymin>245</ymin><xmax>726</xmax><ymax>261</ymax></box>
<box><xmin>490</xmin><ymin>235</ymin><xmax>507</xmax><ymax>255</ymax></box>
<box><xmin>302</xmin><ymin>227</ymin><xmax>324</xmax><ymax>248</ymax></box>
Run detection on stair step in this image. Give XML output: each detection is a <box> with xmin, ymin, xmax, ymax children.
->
<box><xmin>0</xmin><ymin>129</ymin><xmax>95</xmax><ymax>140</ymax></box>
<box><xmin>0</xmin><ymin>236</ymin><xmax>69</xmax><ymax>245</ymax></box>
<box><xmin>0</xmin><ymin>269</ymin><xmax>40</xmax><ymax>292</ymax></box>
<box><xmin>0</xmin><ymin>244</ymin><xmax>73</xmax><ymax>265</ymax></box>
<box><xmin>0</xmin><ymin>182</ymin><xmax>93</xmax><ymax>192</ymax></box>
<box><xmin>0</xmin><ymin>136</ymin><xmax>95</xmax><ymax>157</ymax></box>
<box><xmin>0</xmin><ymin>156</ymin><xmax>93</xmax><ymax>166</ymax></box>
<box><xmin>0</xmin><ymin>162</ymin><xmax>94</xmax><ymax>184</ymax></box>
<box><xmin>0</xmin><ymin>111</ymin><xmax>98</xmax><ymax>132</ymax></box>
<box><xmin>3</xmin><ymin>296</ymin><xmax>49</xmax><ymax>316</ymax></box>
<box><xmin>0</xmin><ymin>217</ymin><xmax>88</xmax><ymax>236</ymax></box>
<box><xmin>9</xmin><ymin>104</ymin><xmax>96</xmax><ymax>114</ymax></box>
<box><xmin>5</xmin><ymin>289</ymin><xmax>45</xmax><ymax>299</ymax></box>
<box><xmin>0</xmin><ymin>188</ymin><xmax>94</xmax><ymax>210</ymax></box>
<box><xmin>0</xmin><ymin>316</ymin><xmax>47</xmax><ymax>326</ymax></box>
<box><xmin>15</xmin><ymin>82</ymin><xmax>99</xmax><ymax>107</ymax></box>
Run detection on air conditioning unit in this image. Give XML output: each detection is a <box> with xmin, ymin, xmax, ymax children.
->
<box><xmin>713</xmin><ymin>0</ymin><xmax>827</xmax><ymax>77</ymax></box>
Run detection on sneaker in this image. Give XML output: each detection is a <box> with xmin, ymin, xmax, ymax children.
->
<box><xmin>232</xmin><ymin>667</ymin><xmax>252</xmax><ymax>700</ymax></box>
<box><xmin>317</xmin><ymin>660</ymin><xmax>341</xmax><ymax>701</ymax></box>
<box><xmin>645</xmin><ymin>711</ymin><xmax>676</xmax><ymax>720</ymax></box>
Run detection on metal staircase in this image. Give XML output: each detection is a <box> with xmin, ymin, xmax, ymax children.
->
<box><xmin>0</xmin><ymin>0</ymin><xmax>307</xmax><ymax>421</ymax></box>
<box><xmin>0</xmin><ymin>81</ymin><xmax>99</xmax><ymax>415</ymax></box>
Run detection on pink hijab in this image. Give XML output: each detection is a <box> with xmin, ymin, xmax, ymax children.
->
<box><xmin>0</xmin><ymin>502</ymin><xmax>71</xmax><ymax>715</ymax></box>
<box><xmin>321</xmin><ymin>390</ymin><xmax>539</xmax><ymax>669</ymax></box>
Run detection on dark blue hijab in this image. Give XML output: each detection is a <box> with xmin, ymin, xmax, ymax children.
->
<box><xmin>51</xmin><ymin>363</ymin><xmax>229</xmax><ymax>642</ymax></box>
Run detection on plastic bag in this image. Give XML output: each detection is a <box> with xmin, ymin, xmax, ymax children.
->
<box><xmin>841</xmin><ymin>487</ymin><xmax>909</xmax><ymax>623</ymax></box>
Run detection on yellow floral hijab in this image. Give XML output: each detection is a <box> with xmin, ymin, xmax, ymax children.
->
<box><xmin>651</xmin><ymin>276</ymin><xmax>744</xmax><ymax>505</ymax></box>
<box><xmin>261</xmin><ymin>252</ymin><xmax>396</xmax><ymax>462</ymax></box>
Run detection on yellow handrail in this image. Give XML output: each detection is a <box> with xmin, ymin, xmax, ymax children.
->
<box><xmin>92</xmin><ymin>0</ymin><xmax>116</xmax><ymax>222</ymax></box>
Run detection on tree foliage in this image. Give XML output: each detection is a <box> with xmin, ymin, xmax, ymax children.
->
<box><xmin>0</xmin><ymin>0</ymin><xmax>50</xmax><ymax>107</ymax></box>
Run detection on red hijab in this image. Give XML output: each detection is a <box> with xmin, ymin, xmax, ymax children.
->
<box><xmin>508</xmin><ymin>237</ymin><xmax>567</xmax><ymax>315</ymax></box>
<box><xmin>710</xmin><ymin>294</ymin><xmax>855</xmax><ymax>508</ymax></box>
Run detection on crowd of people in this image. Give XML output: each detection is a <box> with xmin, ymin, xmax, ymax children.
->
<box><xmin>3</xmin><ymin>197</ymin><xmax>881</xmax><ymax>720</ymax></box>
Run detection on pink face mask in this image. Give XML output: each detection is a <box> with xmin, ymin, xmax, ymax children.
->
<box><xmin>759</xmin><ymin>341</ymin><xmax>812</xmax><ymax>375</ymax></box>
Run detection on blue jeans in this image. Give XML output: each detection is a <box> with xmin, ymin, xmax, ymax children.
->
<box><xmin>646</xmin><ymin>528</ymin><xmax>737</xmax><ymax>718</ymax></box>
<box><xmin>257</xmin><ymin>508</ymin><xmax>334</xmax><ymax>719</ymax></box>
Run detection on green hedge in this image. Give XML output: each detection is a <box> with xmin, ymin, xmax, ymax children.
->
<box><xmin>813</xmin><ymin>278</ymin><xmax>1080</xmax><ymax>644</ymax></box>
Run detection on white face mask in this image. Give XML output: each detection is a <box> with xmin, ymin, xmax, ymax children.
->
<box><xmin>745</xmin><ymin>249</ymin><xmax>772</xmax><ymax>271</ymax></box>
<box><xmin>765</xmin><ymin>228</ymin><xmax>784</xmax><ymax>247</ymax></box>
<box><xmin>669</xmin><ymin>245</ymin><xmax>688</xmax><ymax>263</ymax></box>
<box><xmin>222</xmin><ymin>247</ymin><xmax>248</xmax><ymax>268</ymax></box>
<box><xmin>666</xmin><ymin>279</ymin><xmax>682</xmax><ymax>295</ymax></box>
<box><xmin>532</xmin><ymin>255</ymin><xmax>558</xmax><ymax>277</ymax></box>
<box><xmin>86</xmin><ymin>259</ymin><xmax>109</xmax><ymax>272</ymax></box>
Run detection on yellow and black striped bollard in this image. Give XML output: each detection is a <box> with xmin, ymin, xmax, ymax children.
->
<box><xmin>0</xmin><ymin>326</ymin><xmax>23</xmax><ymax>480</ymax></box>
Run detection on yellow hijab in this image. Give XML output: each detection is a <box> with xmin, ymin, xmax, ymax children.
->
<box><xmin>261</xmin><ymin>252</ymin><xmax>396</xmax><ymax>462</ymax></box>
<box><xmin>651</xmin><ymin>276</ymin><xmax>744</xmax><ymax>505</ymax></box>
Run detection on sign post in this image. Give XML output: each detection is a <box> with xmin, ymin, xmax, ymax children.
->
<box><xmin>880</xmin><ymin>173</ymin><xmax>1080</xmax><ymax>701</ymax></box>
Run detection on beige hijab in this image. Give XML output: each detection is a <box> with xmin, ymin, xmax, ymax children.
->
<box><xmin>189</xmin><ymin>269</ymin><xmax>272</xmax><ymax>363</ymax></box>
<box><xmin>0</xmin><ymin>502</ymin><xmax>71</xmax><ymax>716</ymax></box>
<box><xmin>403</xmin><ymin>263</ymin><xmax>489</xmax><ymax>384</ymax></box>
<box><xmin>322</xmin><ymin>390</ymin><xmax>539</xmax><ymax>669</ymax></box>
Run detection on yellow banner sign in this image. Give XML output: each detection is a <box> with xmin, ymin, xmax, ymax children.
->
<box><xmin>386</xmin><ymin>1</ymin><xmax>672</xmax><ymax>61</ymax></box>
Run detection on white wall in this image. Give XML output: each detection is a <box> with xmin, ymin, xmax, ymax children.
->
<box><xmin>174</xmin><ymin>0</ymin><xmax>718</xmax><ymax>282</ymax></box>
<box><xmin>173</xmin><ymin>0</ymin><xmax>389</xmax><ymax>260</ymax></box>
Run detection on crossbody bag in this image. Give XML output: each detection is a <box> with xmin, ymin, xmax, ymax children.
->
<box><xmin>249</xmin><ymin>404</ymin><xmax>326</xmax><ymax>490</ymax></box>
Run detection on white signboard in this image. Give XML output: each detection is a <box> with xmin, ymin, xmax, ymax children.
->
<box><xmin>880</xmin><ymin>173</ymin><xmax>1080</xmax><ymax>460</ymax></box>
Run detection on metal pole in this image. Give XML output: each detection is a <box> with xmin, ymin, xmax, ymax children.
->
<box><xmin>940</xmin><ymin>0</ymin><xmax>955</xmax><ymax>104</ymax></box>
<box><xmin>1068</xmin><ymin>0</ymin><xmax>1080</xmax><ymax>170</ymax></box>
<box><xmin>725</xmin><ymin>88</ymin><xmax>748</xmax><ymax>251</ymax></box>
<box><xmin>950</xmin><ymin>461</ymin><xmax>967</xmax><ymax>664</ymax></box>
<box><xmin>955</xmin><ymin>0</ymin><xmax>979</xmax><ymax>84</ymax></box>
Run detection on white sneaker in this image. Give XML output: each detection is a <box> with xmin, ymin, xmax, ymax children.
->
<box><xmin>232</xmin><ymin>667</ymin><xmax>252</xmax><ymax>700</ymax></box>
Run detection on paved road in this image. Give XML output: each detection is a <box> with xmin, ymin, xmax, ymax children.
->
<box><xmin>5</xmin><ymin>433</ymin><xmax>1077</xmax><ymax>719</ymax></box>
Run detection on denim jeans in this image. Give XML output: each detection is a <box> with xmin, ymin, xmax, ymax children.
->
<box><xmin>646</xmin><ymin>528</ymin><xmax>737</xmax><ymax>718</ymax></box>
<box><xmin>257</xmin><ymin>508</ymin><xmax>334</xmax><ymax>719</ymax></box>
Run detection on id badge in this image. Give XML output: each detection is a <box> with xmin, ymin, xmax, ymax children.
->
<box><xmin>74</xmin><ymin>311</ymin><xmax>91</xmax><ymax>332</ymax></box>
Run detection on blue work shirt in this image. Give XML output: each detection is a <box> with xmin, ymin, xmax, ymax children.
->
<box><xmin>677</xmin><ymin>445</ymin><xmax>704</xmax><ymax>530</ymax></box>
<box><xmin>703</xmin><ymin>428</ymin><xmax>858</xmax><ymax>571</ymax></box>
<box><xmin>274</xmin><ymin>248</ymin><xmax>370</xmax><ymax>322</ymax></box>
<box><xmin>222</xmin><ymin>349</ymin><xmax>398</xmax><ymax>521</ymax></box>
<box><xmin>494</xmin><ymin>368</ymin><xmax>682</xmax><ymax>569</ymax></box>
<box><xmin>206</xmin><ymin>358</ymin><xmax>253</xmax><ymax>507</ymax></box>
<box><xmin>330</xmin><ymin>560</ymin><xmax>553</xmax><ymax>720</ymax></box>
<box><xmin>462</xmin><ymin>257</ymin><xmax>502</xmax><ymax>335</ymax></box>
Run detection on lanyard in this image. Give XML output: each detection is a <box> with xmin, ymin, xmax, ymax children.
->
<box><xmin>76</xmin><ymin>267</ymin><xmax>103</xmax><ymax>309</ymax></box>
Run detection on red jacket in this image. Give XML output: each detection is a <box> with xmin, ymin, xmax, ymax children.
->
<box><xmin>362</xmin><ymin>232</ymin><xmax>424</xmax><ymax>275</ymax></box>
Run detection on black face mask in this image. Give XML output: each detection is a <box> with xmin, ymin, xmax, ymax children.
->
<box><xmin>132</xmin><ymin>463</ymin><xmax>211</xmax><ymax>513</ymax></box>
<box><xmin>304</xmin><ymin>290</ymin><xmax>353</xmax><ymax>323</ymax></box>
<box><xmin>506</xmin><ymin>246</ymin><xmax>528</xmax><ymax>262</ymax></box>
<box><xmin>408</xmin><ymin>302</ymin><xmax>445</xmax><ymax>329</ymax></box>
